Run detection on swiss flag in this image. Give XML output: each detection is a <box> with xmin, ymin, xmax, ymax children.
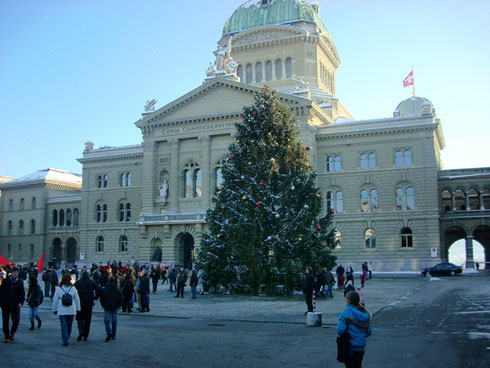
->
<box><xmin>403</xmin><ymin>71</ymin><xmax>414</xmax><ymax>87</ymax></box>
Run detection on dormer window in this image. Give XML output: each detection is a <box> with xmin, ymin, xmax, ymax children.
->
<box><xmin>261</xmin><ymin>0</ymin><xmax>270</xmax><ymax>6</ymax></box>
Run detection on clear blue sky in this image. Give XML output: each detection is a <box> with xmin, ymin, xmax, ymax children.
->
<box><xmin>1</xmin><ymin>0</ymin><xmax>489</xmax><ymax>178</ymax></box>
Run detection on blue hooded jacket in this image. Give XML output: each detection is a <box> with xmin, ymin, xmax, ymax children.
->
<box><xmin>336</xmin><ymin>304</ymin><xmax>372</xmax><ymax>350</ymax></box>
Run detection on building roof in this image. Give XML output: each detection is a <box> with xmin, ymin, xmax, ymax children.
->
<box><xmin>223</xmin><ymin>0</ymin><xmax>329</xmax><ymax>36</ymax></box>
<box><xmin>0</xmin><ymin>168</ymin><xmax>81</xmax><ymax>189</ymax></box>
<box><xmin>394</xmin><ymin>96</ymin><xmax>435</xmax><ymax>117</ymax></box>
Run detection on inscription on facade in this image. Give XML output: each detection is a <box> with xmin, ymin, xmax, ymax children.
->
<box><xmin>162</xmin><ymin>122</ymin><xmax>234</xmax><ymax>135</ymax></box>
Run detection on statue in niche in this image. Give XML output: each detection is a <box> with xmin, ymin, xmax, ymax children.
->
<box><xmin>159</xmin><ymin>180</ymin><xmax>168</xmax><ymax>199</ymax></box>
<box><xmin>213</xmin><ymin>37</ymin><xmax>232</xmax><ymax>72</ymax></box>
<box><xmin>225</xmin><ymin>57</ymin><xmax>238</xmax><ymax>75</ymax></box>
<box><xmin>206</xmin><ymin>62</ymin><xmax>216</xmax><ymax>77</ymax></box>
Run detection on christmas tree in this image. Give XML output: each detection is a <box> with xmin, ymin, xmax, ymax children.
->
<box><xmin>198</xmin><ymin>87</ymin><xmax>336</xmax><ymax>294</ymax></box>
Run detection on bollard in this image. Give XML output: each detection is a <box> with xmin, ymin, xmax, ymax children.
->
<box><xmin>307</xmin><ymin>312</ymin><xmax>322</xmax><ymax>327</ymax></box>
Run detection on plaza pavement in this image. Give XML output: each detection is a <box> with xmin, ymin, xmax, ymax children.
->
<box><xmin>38</xmin><ymin>274</ymin><xmax>430</xmax><ymax>325</ymax></box>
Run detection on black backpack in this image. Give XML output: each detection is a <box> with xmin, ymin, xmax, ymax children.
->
<box><xmin>61</xmin><ymin>286</ymin><xmax>73</xmax><ymax>306</ymax></box>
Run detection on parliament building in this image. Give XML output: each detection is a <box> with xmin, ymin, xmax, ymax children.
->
<box><xmin>1</xmin><ymin>0</ymin><xmax>489</xmax><ymax>271</ymax></box>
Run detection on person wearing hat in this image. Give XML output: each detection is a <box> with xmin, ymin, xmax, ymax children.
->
<box><xmin>0</xmin><ymin>266</ymin><xmax>25</xmax><ymax>343</ymax></box>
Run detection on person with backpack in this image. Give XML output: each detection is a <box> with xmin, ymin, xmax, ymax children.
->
<box><xmin>52</xmin><ymin>273</ymin><xmax>81</xmax><ymax>346</ymax></box>
<box><xmin>336</xmin><ymin>291</ymin><xmax>372</xmax><ymax>367</ymax></box>
<box><xmin>26</xmin><ymin>276</ymin><xmax>43</xmax><ymax>330</ymax></box>
<box><xmin>100</xmin><ymin>275</ymin><xmax>123</xmax><ymax>342</ymax></box>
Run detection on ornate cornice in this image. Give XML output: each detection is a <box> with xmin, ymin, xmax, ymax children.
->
<box><xmin>78</xmin><ymin>152</ymin><xmax>143</xmax><ymax>164</ymax></box>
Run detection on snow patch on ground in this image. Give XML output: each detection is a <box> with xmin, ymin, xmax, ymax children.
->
<box><xmin>467</xmin><ymin>332</ymin><xmax>490</xmax><ymax>340</ymax></box>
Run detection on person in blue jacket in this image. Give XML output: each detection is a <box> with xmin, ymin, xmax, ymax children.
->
<box><xmin>337</xmin><ymin>291</ymin><xmax>372</xmax><ymax>368</ymax></box>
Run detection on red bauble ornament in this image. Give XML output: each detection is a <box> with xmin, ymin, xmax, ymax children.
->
<box><xmin>253</xmin><ymin>112</ymin><xmax>256</xmax><ymax>115</ymax></box>
<box><xmin>259</xmin><ymin>182</ymin><xmax>264</xmax><ymax>186</ymax></box>
<box><xmin>331</xmin><ymin>210</ymin><xmax>335</xmax><ymax>214</ymax></box>
<box><xmin>221</xmin><ymin>206</ymin><xmax>226</xmax><ymax>210</ymax></box>
<box><xmin>231</xmin><ymin>154</ymin><xmax>235</xmax><ymax>158</ymax></box>
<box><xmin>256</xmin><ymin>202</ymin><xmax>261</xmax><ymax>206</ymax></box>
<box><xmin>303</xmin><ymin>147</ymin><xmax>307</xmax><ymax>151</ymax></box>
<box><xmin>321</xmin><ymin>196</ymin><xmax>324</xmax><ymax>199</ymax></box>
<box><xmin>317</xmin><ymin>226</ymin><xmax>322</xmax><ymax>231</ymax></box>
<box><xmin>271</xmin><ymin>110</ymin><xmax>275</xmax><ymax>113</ymax></box>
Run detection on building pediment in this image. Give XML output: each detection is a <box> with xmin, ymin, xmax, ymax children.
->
<box><xmin>135</xmin><ymin>77</ymin><xmax>311</xmax><ymax>131</ymax></box>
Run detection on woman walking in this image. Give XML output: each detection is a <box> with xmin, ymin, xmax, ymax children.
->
<box><xmin>26</xmin><ymin>276</ymin><xmax>43</xmax><ymax>330</ymax></box>
<box><xmin>336</xmin><ymin>291</ymin><xmax>372</xmax><ymax>368</ymax></box>
<box><xmin>52</xmin><ymin>273</ymin><xmax>81</xmax><ymax>346</ymax></box>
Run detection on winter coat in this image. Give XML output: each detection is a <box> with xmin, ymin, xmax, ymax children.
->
<box><xmin>303</xmin><ymin>273</ymin><xmax>315</xmax><ymax>293</ymax></box>
<box><xmin>100</xmin><ymin>282</ymin><xmax>123</xmax><ymax>312</ymax></box>
<box><xmin>176</xmin><ymin>270</ymin><xmax>187</xmax><ymax>286</ymax></box>
<box><xmin>190</xmin><ymin>273</ymin><xmax>198</xmax><ymax>287</ymax></box>
<box><xmin>336</xmin><ymin>304</ymin><xmax>372</xmax><ymax>349</ymax></box>
<box><xmin>27</xmin><ymin>284</ymin><xmax>44</xmax><ymax>307</ymax></box>
<box><xmin>139</xmin><ymin>275</ymin><xmax>150</xmax><ymax>294</ymax></box>
<box><xmin>168</xmin><ymin>269</ymin><xmax>176</xmax><ymax>283</ymax></box>
<box><xmin>75</xmin><ymin>277</ymin><xmax>100</xmax><ymax>307</ymax></box>
<box><xmin>336</xmin><ymin>265</ymin><xmax>345</xmax><ymax>276</ymax></box>
<box><xmin>0</xmin><ymin>276</ymin><xmax>25</xmax><ymax>311</ymax></box>
<box><xmin>121</xmin><ymin>278</ymin><xmax>134</xmax><ymax>298</ymax></box>
<box><xmin>52</xmin><ymin>285</ymin><xmax>81</xmax><ymax>316</ymax></box>
<box><xmin>325</xmin><ymin>271</ymin><xmax>335</xmax><ymax>286</ymax></box>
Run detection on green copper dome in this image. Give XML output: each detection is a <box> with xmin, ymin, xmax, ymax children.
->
<box><xmin>223</xmin><ymin>0</ymin><xmax>329</xmax><ymax>35</ymax></box>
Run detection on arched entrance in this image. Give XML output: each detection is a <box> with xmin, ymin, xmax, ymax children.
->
<box><xmin>66</xmin><ymin>237</ymin><xmax>77</xmax><ymax>264</ymax></box>
<box><xmin>449</xmin><ymin>239</ymin><xmax>486</xmax><ymax>269</ymax></box>
<box><xmin>150</xmin><ymin>238</ymin><xmax>163</xmax><ymax>263</ymax></box>
<box><xmin>177</xmin><ymin>233</ymin><xmax>195</xmax><ymax>270</ymax></box>
<box><xmin>52</xmin><ymin>237</ymin><xmax>62</xmax><ymax>269</ymax></box>
<box><xmin>473</xmin><ymin>225</ymin><xmax>490</xmax><ymax>268</ymax></box>
<box><xmin>442</xmin><ymin>226</ymin><xmax>466</xmax><ymax>261</ymax></box>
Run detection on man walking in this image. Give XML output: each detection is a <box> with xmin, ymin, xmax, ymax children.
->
<box><xmin>100</xmin><ymin>275</ymin><xmax>123</xmax><ymax>342</ymax></box>
<box><xmin>0</xmin><ymin>267</ymin><xmax>25</xmax><ymax>343</ymax></box>
<box><xmin>303</xmin><ymin>267</ymin><xmax>314</xmax><ymax>314</ymax></box>
<box><xmin>175</xmin><ymin>266</ymin><xmax>187</xmax><ymax>298</ymax></box>
<box><xmin>168</xmin><ymin>267</ymin><xmax>176</xmax><ymax>292</ymax></box>
<box><xmin>75</xmin><ymin>271</ymin><xmax>100</xmax><ymax>341</ymax></box>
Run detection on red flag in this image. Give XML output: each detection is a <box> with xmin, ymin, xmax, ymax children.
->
<box><xmin>0</xmin><ymin>253</ymin><xmax>9</xmax><ymax>266</ymax></box>
<box><xmin>403</xmin><ymin>71</ymin><xmax>414</xmax><ymax>87</ymax></box>
<box><xmin>38</xmin><ymin>252</ymin><xmax>44</xmax><ymax>271</ymax></box>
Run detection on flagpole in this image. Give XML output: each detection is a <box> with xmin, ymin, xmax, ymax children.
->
<box><xmin>412</xmin><ymin>66</ymin><xmax>415</xmax><ymax>96</ymax></box>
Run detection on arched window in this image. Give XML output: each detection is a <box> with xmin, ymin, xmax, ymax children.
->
<box><xmin>285</xmin><ymin>57</ymin><xmax>293</xmax><ymax>78</ymax></box>
<box><xmin>30</xmin><ymin>244</ymin><xmax>34</xmax><ymax>258</ymax></box>
<box><xmin>370</xmin><ymin>189</ymin><xmax>379</xmax><ymax>211</ymax></box>
<box><xmin>7</xmin><ymin>244</ymin><xmax>12</xmax><ymax>258</ymax></box>
<box><xmin>365</xmin><ymin>229</ymin><xmax>376</xmax><ymax>248</ymax></box>
<box><xmin>336</xmin><ymin>191</ymin><xmax>344</xmax><ymax>213</ymax></box>
<box><xmin>482</xmin><ymin>188</ymin><xmax>490</xmax><ymax>210</ymax></box>
<box><xmin>66</xmin><ymin>209</ymin><xmax>72</xmax><ymax>226</ymax></box>
<box><xmin>334</xmin><ymin>155</ymin><xmax>342</xmax><ymax>171</ymax></box>
<box><xmin>127</xmin><ymin>173</ymin><xmax>131</xmax><ymax>186</ymax></box>
<box><xmin>73</xmin><ymin>208</ymin><xmax>79</xmax><ymax>226</ymax></box>
<box><xmin>19</xmin><ymin>220</ymin><xmax>24</xmax><ymax>235</ymax></box>
<box><xmin>59</xmin><ymin>209</ymin><xmax>65</xmax><ymax>226</ymax></box>
<box><xmin>103</xmin><ymin>175</ymin><xmax>108</xmax><ymax>188</ymax></box>
<box><xmin>53</xmin><ymin>209</ymin><xmax>58</xmax><ymax>226</ymax></box>
<box><xmin>334</xmin><ymin>230</ymin><xmax>342</xmax><ymax>249</ymax></box>
<box><xmin>119</xmin><ymin>203</ymin><xmax>125</xmax><ymax>222</ymax></box>
<box><xmin>96</xmin><ymin>204</ymin><xmax>102</xmax><ymax>223</ymax></box>
<box><xmin>18</xmin><ymin>244</ymin><xmax>23</xmax><ymax>257</ymax></box>
<box><xmin>361</xmin><ymin>190</ymin><xmax>369</xmax><ymax>212</ymax></box>
<box><xmin>396</xmin><ymin>187</ymin><xmax>405</xmax><ymax>210</ymax></box>
<box><xmin>31</xmin><ymin>197</ymin><xmax>36</xmax><ymax>209</ymax></box>
<box><xmin>246</xmin><ymin>63</ymin><xmax>253</xmax><ymax>84</ymax></box>
<box><xmin>360</xmin><ymin>153</ymin><xmax>367</xmax><ymax>170</ymax></box>
<box><xmin>406</xmin><ymin>187</ymin><xmax>415</xmax><ymax>210</ymax></box>
<box><xmin>20</xmin><ymin>198</ymin><xmax>24</xmax><ymax>210</ymax></box>
<box><xmin>275</xmin><ymin>59</ymin><xmax>283</xmax><ymax>80</ymax></box>
<box><xmin>102</xmin><ymin>204</ymin><xmax>108</xmax><ymax>222</ymax></box>
<box><xmin>120</xmin><ymin>173</ymin><xmax>126</xmax><ymax>187</ymax></box>
<box><xmin>237</xmin><ymin>65</ymin><xmax>243</xmax><ymax>82</ymax></box>
<box><xmin>395</xmin><ymin>151</ymin><xmax>403</xmax><ymax>167</ymax></box>
<box><xmin>125</xmin><ymin>203</ymin><xmax>131</xmax><ymax>221</ymax></box>
<box><xmin>30</xmin><ymin>219</ymin><xmax>35</xmax><ymax>234</ymax></box>
<box><xmin>96</xmin><ymin>236</ymin><xmax>104</xmax><ymax>252</ymax></box>
<box><xmin>368</xmin><ymin>153</ymin><xmax>376</xmax><ymax>169</ymax></box>
<box><xmin>326</xmin><ymin>156</ymin><xmax>333</xmax><ymax>172</ymax></box>
<box><xmin>404</xmin><ymin>150</ymin><xmax>412</xmax><ymax>166</ymax></box>
<box><xmin>401</xmin><ymin>227</ymin><xmax>413</xmax><ymax>247</ymax></box>
<box><xmin>468</xmin><ymin>189</ymin><xmax>479</xmax><ymax>210</ymax></box>
<box><xmin>97</xmin><ymin>175</ymin><xmax>103</xmax><ymax>188</ymax></box>
<box><xmin>442</xmin><ymin>190</ymin><xmax>452</xmax><ymax>212</ymax></box>
<box><xmin>8</xmin><ymin>220</ymin><xmax>13</xmax><ymax>235</ymax></box>
<box><xmin>183</xmin><ymin>169</ymin><xmax>192</xmax><ymax>198</ymax></box>
<box><xmin>214</xmin><ymin>159</ymin><xmax>225</xmax><ymax>191</ymax></box>
<box><xmin>194</xmin><ymin>169</ymin><xmax>202</xmax><ymax>198</ymax></box>
<box><xmin>266</xmin><ymin>61</ymin><xmax>273</xmax><ymax>81</ymax></box>
<box><xmin>255</xmin><ymin>62</ymin><xmax>263</xmax><ymax>83</ymax></box>
<box><xmin>9</xmin><ymin>199</ymin><xmax>13</xmax><ymax>211</ymax></box>
<box><xmin>119</xmin><ymin>235</ymin><xmax>128</xmax><ymax>252</ymax></box>
<box><xmin>326</xmin><ymin>191</ymin><xmax>334</xmax><ymax>212</ymax></box>
<box><xmin>454</xmin><ymin>190</ymin><xmax>466</xmax><ymax>211</ymax></box>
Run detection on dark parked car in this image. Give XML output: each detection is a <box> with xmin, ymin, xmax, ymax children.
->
<box><xmin>421</xmin><ymin>262</ymin><xmax>463</xmax><ymax>276</ymax></box>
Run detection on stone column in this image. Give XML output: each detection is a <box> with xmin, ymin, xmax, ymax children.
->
<box><xmin>168</xmin><ymin>139</ymin><xmax>180</xmax><ymax>213</ymax></box>
<box><xmin>480</xmin><ymin>191</ymin><xmax>485</xmax><ymax>210</ymax></box>
<box><xmin>465</xmin><ymin>236</ymin><xmax>475</xmax><ymax>269</ymax></box>
<box><xmin>201</xmin><ymin>135</ymin><xmax>211</xmax><ymax>210</ymax></box>
<box><xmin>452</xmin><ymin>193</ymin><xmax>456</xmax><ymax>211</ymax></box>
<box><xmin>141</xmin><ymin>141</ymin><xmax>158</xmax><ymax>215</ymax></box>
<box><xmin>465</xmin><ymin>191</ymin><xmax>470</xmax><ymax>211</ymax></box>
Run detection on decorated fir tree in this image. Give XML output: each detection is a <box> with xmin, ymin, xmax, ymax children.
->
<box><xmin>198</xmin><ymin>87</ymin><xmax>336</xmax><ymax>294</ymax></box>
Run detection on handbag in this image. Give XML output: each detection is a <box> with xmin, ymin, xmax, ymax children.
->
<box><xmin>336</xmin><ymin>330</ymin><xmax>351</xmax><ymax>363</ymax></box>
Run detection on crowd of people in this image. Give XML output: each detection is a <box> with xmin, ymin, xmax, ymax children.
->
<box><xmin>0</xmin><ymin>261</ymin><xmax>207</xmax><ymax>346</ymax></box>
